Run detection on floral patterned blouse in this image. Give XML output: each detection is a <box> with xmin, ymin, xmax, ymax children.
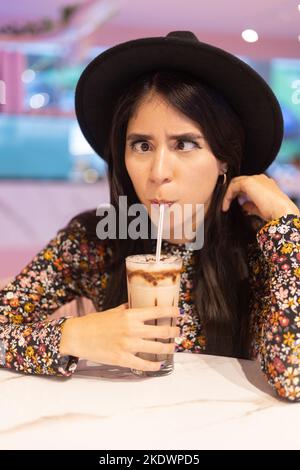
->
<box><xmin>0</xmin><ymin>212</ymin><xmax>299</xmax><ymax>401</ymax></box>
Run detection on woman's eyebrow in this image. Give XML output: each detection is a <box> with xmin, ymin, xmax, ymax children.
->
<box><xmin>126</xmin><ymin>132</ymin><xmax>204</xmax><ymax>141</ymax></box>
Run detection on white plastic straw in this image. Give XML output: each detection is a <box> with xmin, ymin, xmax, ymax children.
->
<box><xmin>155</xmin><ymin>203</ymin><xmax>165</xmax><ymax>263</ymax></box>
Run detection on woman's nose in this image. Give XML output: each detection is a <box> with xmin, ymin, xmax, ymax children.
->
<box><xmin>148</xmin><ymin>147</ymin><xmax>174</xmax><ymax>184</ymax></box>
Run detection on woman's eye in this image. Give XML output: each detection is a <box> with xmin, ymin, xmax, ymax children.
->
<box><xmin>129</xmin><ymin>139</ymin><xmax>201</xmax><ymax>153</ymax></box>
<box><xmin>130</xmin><ymin>141</ymin><xmax>151</xmax><ymax>152</ymax></box>
<box><xmin>176</xmin><ymin>139</ymin><xmax>200</xmax><ymax>151</ymax></box>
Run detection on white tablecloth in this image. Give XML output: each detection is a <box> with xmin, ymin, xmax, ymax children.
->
<box><xmin>0</xmin><ymin>352</ymin><xmax>298</xmax><ymax>450</ymax></box>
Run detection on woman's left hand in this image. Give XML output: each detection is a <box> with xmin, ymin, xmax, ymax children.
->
<box><xmin>222</xmin><ymin>174</ymin><xmax>300</xmax><ymax>222</ymax></box>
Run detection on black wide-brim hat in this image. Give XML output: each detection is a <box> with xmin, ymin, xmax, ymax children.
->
<box><xmin>75</xmin><ymin>30</ymin><xmax>284</xmax><ymax>175</ymax></box>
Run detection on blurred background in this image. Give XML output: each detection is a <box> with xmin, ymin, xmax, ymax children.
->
<box><xmin>0</xmin><ymin>0</ymin><xmax>300</xmax><ymax>278</ymax></box>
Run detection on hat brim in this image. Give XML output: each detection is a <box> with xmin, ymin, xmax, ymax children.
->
<box><xmin>75</xmin><ymin>35</ymin><xmax>284</xmax><ymax>175</ymax></box>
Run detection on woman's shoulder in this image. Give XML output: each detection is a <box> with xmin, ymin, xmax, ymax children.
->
<box><xmin>62</xmin><ymin>208</ymin><xmax>99</xmax><ymax>234</ymax></box>
<box><xmin>61</xmin><ymin>208</ymin><xmax>111</xmax><ymax>242</ymax></box>
<box><xmin>58</xmin><ymin>208</ymin><xmax>116</xmax><ymax>264</ymax></box>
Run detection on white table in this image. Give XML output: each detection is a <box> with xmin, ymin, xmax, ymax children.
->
<box><xmin>0</xmin><ymin>353</ymin><xmax>298</xmax><ymax>450</ymax></box>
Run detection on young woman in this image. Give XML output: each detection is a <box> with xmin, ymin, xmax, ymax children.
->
<box><xmin>0</xmin><ymin>31</ymin><xmax>299</xmax><ymax>401</ymax></box>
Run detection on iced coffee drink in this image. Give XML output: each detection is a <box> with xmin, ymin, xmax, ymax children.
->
<box><xmin>125</xmin><ymin>253</ymin><xmax>182</xmax><ymax>377</ymax></box>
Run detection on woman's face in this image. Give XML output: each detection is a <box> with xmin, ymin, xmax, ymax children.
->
<box><xmin>125</xmin><ymin>92</ymin><xmax>227</xmax><ymax>244</ymax></box>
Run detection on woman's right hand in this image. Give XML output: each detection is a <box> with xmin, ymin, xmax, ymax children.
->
<box><xmin>59</xmin><ymin>303</ymin><xmax>181</xmax><ymax>372</ymax></box>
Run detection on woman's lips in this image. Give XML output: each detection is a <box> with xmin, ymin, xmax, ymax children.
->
<box><xmin>149</xmin><ymin>200</ymin><xmax>177</xmax><ymax>206</ymax></box>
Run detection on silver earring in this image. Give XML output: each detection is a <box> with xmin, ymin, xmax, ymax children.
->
<box><xmin>222</xmin><ymin>172</ymin><xmax>227</xmax><ymax>186</ymax></box>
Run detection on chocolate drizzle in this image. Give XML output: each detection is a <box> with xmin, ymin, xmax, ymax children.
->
<box><xmin>127</xmin><ymin>268</ymin><xmax>181</xmax><ymax>286</ymax></box>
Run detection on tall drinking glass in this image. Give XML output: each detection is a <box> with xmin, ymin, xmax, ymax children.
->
<box><xmin>125</xmin><ymin>253</ymin><xmax>182</xmax><ymax>377</ymax></box>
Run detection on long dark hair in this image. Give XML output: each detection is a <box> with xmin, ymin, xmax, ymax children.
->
<box><xmin>71</xmin><ymin>70</ymin><xmax>261</xmax><ymax>359</ymax></box>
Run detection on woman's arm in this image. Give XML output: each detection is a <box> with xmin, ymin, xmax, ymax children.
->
<box><xmin>249</xmin><ymin>213</ymin><xmax>300</xmax><ymax>401</ymax></box>
<box><xmin>0</xmin><ymin>217</ymin><xmax>100</xmax><ymax>376</ymax></box>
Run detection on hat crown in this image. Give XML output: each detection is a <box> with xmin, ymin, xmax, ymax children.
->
<box><xmin>166</xmin><ymin>31</ymin><xmax>199</xmax><ymax>42</ymax></box>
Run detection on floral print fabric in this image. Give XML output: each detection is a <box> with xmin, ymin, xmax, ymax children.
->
<box><xmin>0</xmin><ymin>212</ymin><xmax>299</xmax><ymax>401</ymax></box>
<box><xmin>0</xmin><ymin>221</ymin><xmax>112</xmax><ymax>376</ymax></box>
<box><xmin>248</xmin><ymin>214</ymin><xmax>300</xmax><ymax>400</ymax></box>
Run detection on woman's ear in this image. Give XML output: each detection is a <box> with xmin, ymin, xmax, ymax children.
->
<box><xmin>219</xmin><ymin>163</ymin><xmax>228</xmax><ymax>175</ymax></box>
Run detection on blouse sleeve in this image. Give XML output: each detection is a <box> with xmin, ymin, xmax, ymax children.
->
<box><xmin>248</xmin><ymin>213</ymin><xmax>300</xmax><ymax>401</ymax></box>
<box><xmin>0</xmin><ymin>217</ymin><xmax>99</xmax><ymax>377</ymax></box>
